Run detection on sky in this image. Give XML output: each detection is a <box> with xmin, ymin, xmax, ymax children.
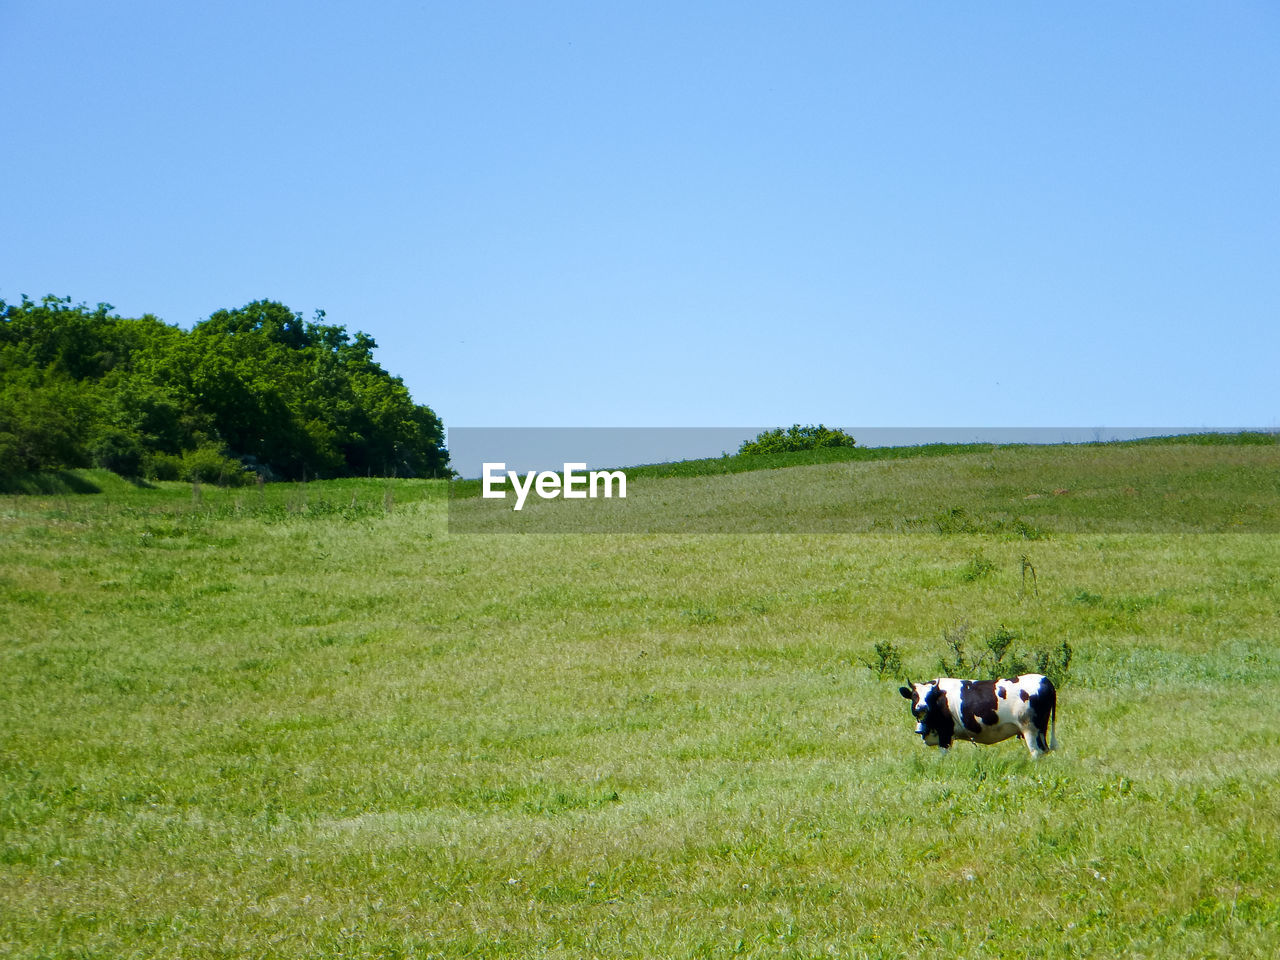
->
<box><xmin>4</xmin><ymin>2</ymin><xmax>1278</xmax><ymax>441</ymax></box>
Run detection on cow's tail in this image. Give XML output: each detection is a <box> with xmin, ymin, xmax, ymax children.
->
<box><xmin>1048</xmin><ymin>695</ymin><xmax>1058</xmax><ymax>752</ymax></box>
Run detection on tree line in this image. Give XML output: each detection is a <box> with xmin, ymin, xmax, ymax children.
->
<box><xmin>0</xmin><ymin>296</ymin><xmax>448</xmax><ymax>483</ymax></box>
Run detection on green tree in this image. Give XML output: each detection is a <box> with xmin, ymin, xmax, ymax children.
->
<box><xmin>0</xmin><ymin>369</ymin><xmax>92</xmax><ymax>473</ymax></box>
<box><xmin>0</xmin><ymin>295</ymin><xmax>448</xmax><ymax>481</ymax></box>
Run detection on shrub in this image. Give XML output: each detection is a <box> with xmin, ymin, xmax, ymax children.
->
<box><xmin>934</xmin><ymin>620</ymin><xmax>1072</xmax><ymax>686</ymax></box>
<box><xmin>959</xmin><ymin>551</ymin><xmax>996</xmax><ymax>582</ymax></box>
<box><xmin>88</xmin><ymin>427</ymin><xmax>146</xmax><ymax>477</ymax></box>
<box><xmin>1033</xmin><ymin>638</ymin><xmax>1074</xmax><ymax>687</ymax></box>
<box><xmin>739</xmin><ymin>424</ymin><xmax>855</xmax><ymax>455</ymax></box>
<box><xmin>862</xmin><ymin>640</ymin><xmax>904</xmax><ymax>679</ymax></box>
<box><xmin>937</xmin><ymin>620</ymin><xmax>977</xmax><ymax>676</ymax></box>
<box><xmin>145</xmin><ymin>452</ymin><xmax>184</xmax><ymax>481</ymax></box>
<box><xmin>181</xmin><ymin>443</ymin><xmax>248</xmax><ymax>486</ymax></box>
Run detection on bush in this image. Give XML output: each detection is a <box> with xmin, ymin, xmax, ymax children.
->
<box><xmin>861</xmin><ymin>640</ymin><xmax>904</xmax><ymax>680</ymax></box>
<box><xmin>88</xmin><ymin>427</ymin><xmax>146</xmax><ymax>477</ymax></box>
<box><xmin>739</xmin><ymin>424</ymin><xmax>855</xmax><ymax>455</ymax></box>
<box><xmin>145</xmin><ymin>452</ymin><xmax>184</xmax><ymax>481</ymax></box>
<box><xmin>959</xmin><ymin>550</ymin><xmax>997</xmax><ymax>582</ymax></box>
<box><xmin>935</xmin><ymin>620</ymin><xmax>1072</xmax><ymax>686</ymax></box>
<box><xmin>181</xmin><ymin>444</ymin><xmax>248</xmax><ymax>486</ymax></box>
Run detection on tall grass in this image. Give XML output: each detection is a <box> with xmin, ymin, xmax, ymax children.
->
<box><xmin>2</xmin><ymin>456</ymin><xmax>1278</xmax><ymax>957</ymax></box>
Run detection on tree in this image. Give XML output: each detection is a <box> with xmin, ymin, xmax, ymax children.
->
<box><xmin>0</xmin><ymin>295</ymin><xmax>449</xmax><ymax>481</ymax></box>
<box><xmin>0</xmin><ymin>368</ymin><xmax>91</xmax><ymax>473</ymax></box>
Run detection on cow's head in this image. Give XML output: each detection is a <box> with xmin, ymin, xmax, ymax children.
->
<box><xmin>899</xmin><ymin>680</ymin><xmax>938</xmax><ymax>735</ymax></box>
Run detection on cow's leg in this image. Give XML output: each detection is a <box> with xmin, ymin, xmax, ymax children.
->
<box><xmin>1020</xmin><ymin>723</ymin><xmax>1046</xmax><ymax>758</ymax></box>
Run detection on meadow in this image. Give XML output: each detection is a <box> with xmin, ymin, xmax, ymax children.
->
<box><xmin>2</xmin><ymin>442</ymin><xmax>1278</xmax><ymax>958</ymax></box>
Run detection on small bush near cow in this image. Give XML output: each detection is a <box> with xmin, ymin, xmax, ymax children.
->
<box><xmin>861</xmin><ymin>639</ymin><xmax>903</xmax><ymax>679</ymax></box>
<box><xmin>937</xmin><ymin>619</ymin><xmax>978</xmax><ymax>675</ymax></box>
<box><xmin>738</xmin><ymin>424</ymin><xmax>855</xmax><ymax>455</ymax></box>
<box><xmin>985</xmin><ymin>625</ymin><xmax>1018</xmax><ymax>665</ymax></box>
<box><xmin>935</xmin><ymin>620</ymin><xmax>1072</xmax><ymax>686</ymax></box>
<box><xmin>1033</xmin><ymin>637</ymin><xmax>1074</xmax><ymax>687</ymax></box>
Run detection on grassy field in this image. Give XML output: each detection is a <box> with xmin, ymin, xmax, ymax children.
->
<box><xmin>449</xmin><ymin>437</ymin><xmax>1280</xmax><ymax>532</ymax></box>
<box><xmin>3</xmin><ymin>445</ymin><xmax>1279</xmax><ymax>958</ymax></box>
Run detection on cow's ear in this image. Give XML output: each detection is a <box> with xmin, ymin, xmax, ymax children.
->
<box><xmin>899</xmin><ymin>686</ymin><xmax>913</xmax><ymax>699</ymax></box>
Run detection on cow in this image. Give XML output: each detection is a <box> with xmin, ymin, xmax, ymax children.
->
<box><xmin>899</xmin><ymin>674</ymin><xmax>1057</xmax><ymax>758</ymax></box>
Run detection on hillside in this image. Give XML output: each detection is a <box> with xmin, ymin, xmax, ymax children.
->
<box><xmin>2</xmin><ymin>434</ymin><xmax>1278</xmax><ymax>958</ymax></box>
<box><xmin>449</xmin><ymin>433</ymin><xmax>1280</xmax><ymax>533</ymax></box>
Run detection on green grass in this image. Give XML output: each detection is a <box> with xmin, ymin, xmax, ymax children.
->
<box><xmin>3</xmin><ymin>449</ymin><xmax>1279</xmax><ymax>958</ymax></box>
<box><xmin>450</xmin><ymin>436</ymin><xmax>1280</xmax><ymax>532</ymax></box>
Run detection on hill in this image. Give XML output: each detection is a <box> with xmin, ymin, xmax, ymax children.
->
<box><xmin>2</xmin><ymin>434</ymin><xmax>1277</xmax><ymax>958</ymax></box>
<box><xmin>449</xmin><ymin>432</ymin><xmax>1280</xmax><ymax>533</ymax></box>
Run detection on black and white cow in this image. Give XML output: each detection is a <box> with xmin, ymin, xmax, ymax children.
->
<box><xmin>899</xmin><ymin>674</ymin><xmax>1058</xmax><ymax>758</ymax></box>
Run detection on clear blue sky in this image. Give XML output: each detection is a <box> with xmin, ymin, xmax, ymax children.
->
<box><xmin>4</xmin><ymin>2</ymin><xmax>1277</xmax><ymax>434</ymax></box>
